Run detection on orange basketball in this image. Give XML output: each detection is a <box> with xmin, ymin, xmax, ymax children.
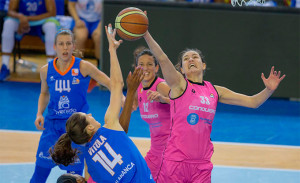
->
<box><xmin>115</xmin><ymin>7</ymin><xmax>149</xmax><ymax>41</ymax></box>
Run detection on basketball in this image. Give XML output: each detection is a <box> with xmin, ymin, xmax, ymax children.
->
<box><xmin>115</xmin><ymin>7</ymin><xmax>149</xmax><ymax>41</ymax></box>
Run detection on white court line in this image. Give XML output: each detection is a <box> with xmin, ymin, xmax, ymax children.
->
<box><xmin>0</xmin><ymin>162</ymin><xmax>299</xmax><ymax>172</ymax></box>
<box><xmin>214</xmin><ymin>165</ymin><xmax>300</xmax><ymax>172</ymax></box>
<box><xmin>1</xmin><ymin>129</ymin><xmax>299</xmax><ymax>149</ymax></box>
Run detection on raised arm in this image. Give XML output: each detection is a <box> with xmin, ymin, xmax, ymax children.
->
<box><xmin>119</xmin><ymin>67</ymin><xmax>144</xmax><ymax>133</ymax></box>
<box><xmin>103</xmin><ymin>24</ymin><xmax>124</xmax><ymax>130</ymax></box>
<box><xmin>143</xmin><ymin>31</ymin><xmax>186</xmax><ymax>97</ymax></box>
<box><xmin>216</xmin><ymin>66</ymin><xmax>285</xmax><ymax>108</ymax></box>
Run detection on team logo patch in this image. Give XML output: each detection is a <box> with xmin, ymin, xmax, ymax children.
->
<box><xmin>72</xmin><ymin>77</ymin><xmax>80</xmax><ymax>84</ymax></box>
<box><xmin>210</xmin><ymin>93</ymin><xmax>214</xmax><ymax>98</ymax></box>
<box><xmin>140</xmin><ymin>88</ymin><xmax>143</xmax><ymax>93</ymax></box>
<box><xmin>187</xmin><ymin>113</ymin><xmax>199</xmax><ymax>125</ymax></box>
<box><xmin>72</xmin><ymin>68</ymin><xmax>79</xmax><ymax>76</ymax></box>
<box><xmin>58</xmin><ymin>96</ymin><xmax>70</xmax><ymax>109</ymax></box>
<box><xmin>192</xmin><ymin>89</ymin><xmax>195</xmax><ymax>93</ymax></box>
<box><xmin>50</xmin><ymin>76</ymin><xmax>55</xmax><ymax>81</ymax></box>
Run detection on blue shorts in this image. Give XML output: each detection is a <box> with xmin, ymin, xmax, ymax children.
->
<box><xmin>35</xmin><ymin>117</ymin><xmax>84</xmax><ymax>171</ymax></box>
<box><xmin>70</xmin><ymin>18</ymin><xmax>100</xmax><ymax>38</ymax></box>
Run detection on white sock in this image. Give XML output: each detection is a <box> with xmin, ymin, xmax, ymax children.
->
<box><xmin>42</xmin><ymin>22</ymin><xmax>57</xmax><ymax>56</ymax></box>
<box><xmin>1</xmin><ymin>55</ymin><xmax>10</xmax><ymax>68</ymax></box>
<box><xmin>1</xmin><ymin>18</ymin><xmax>19</xmax><ymax>53</ymax></box>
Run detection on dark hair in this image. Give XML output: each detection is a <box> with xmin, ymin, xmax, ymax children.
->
<box><xmin>54</xmin><ymin>28</ymin><xmax>83</xmax><ymax>58</ymax></box>
<box><xmin>50</xmin><ymin>113</ymin><xmax>91</xmax><ymax>166</ymax></box>
<box><xmin>175</xmin><ymin>48</ymin><xmax>206</xmax><ymax>77</ymax></box>
<box><xmin>57</xmin><ymin>174</ymin><xmax>77</xmax><ymax>183</ymax></box>
<box><xmin>133</xmin><ymin>46</ymin><xmax>158</xmax><ymax>67</ymax></box>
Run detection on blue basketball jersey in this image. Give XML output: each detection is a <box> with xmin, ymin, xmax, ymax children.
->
<box><xmin>85</xmin><ymin>127</ymin><xmax>154</xmax><ymax>183</ymax></box>
<box><xmin>19</xmin><ymin>0</ymin><xmax>47</xmax><ymax>16</ymax></box>
<box><xmin>46</xmin><ymin>57</ymin><xmax>90</xmax><ymax>120</ymax></box>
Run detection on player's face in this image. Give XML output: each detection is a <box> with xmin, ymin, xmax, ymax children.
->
<box><xmin>181</xmin><ymin>51</ymin><xmax>205</xmax><ymax>77</ymax></box>
<box><xmin>137</xmin><ymin>55</ymin><xmax>158</xmax><ymax>84</ymax></box>
<box><xmin>54</xmin><ymin>35</ymin><xmax>75</xmax><ymax>62</ymax></box>
<box><xmin>85</xmin><ymin>113</ymin><xmax>101</xmax><ymax>129</ymax></box>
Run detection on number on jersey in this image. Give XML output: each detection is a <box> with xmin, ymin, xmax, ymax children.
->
<box><xmin>55</xmin><ymin>80</ymin><xmax>71</xmax><ymax>93</ymax></box>
<box><xmin>92</xmin><ymin>142</ymin><xmax>123</xmax><ymax>176</ymax></box>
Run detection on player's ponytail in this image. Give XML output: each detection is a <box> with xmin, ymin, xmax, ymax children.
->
<box><xmin>50</xmin><ymin>113</ymin><xmax>91</xmax><ymax>166</ymax></box>
<box><xmin>49</xmin><ymin>133</ymin><xmax>79</xmax><ymax>166</ymax></box>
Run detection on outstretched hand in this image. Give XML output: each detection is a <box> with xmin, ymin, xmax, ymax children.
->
<box><xmin>105</xmin><ymin>24</ymin><xmax>123</xmax><ymax>50</ymax></box>
<box><xmin>126</xmin><ymin>67</ymin><xmax>144</xmax><ymax>93</ymax></box>
<box><xmin>261</xmin><ymin>66</ymin><xmax>285</xmax><ymax>91</ymax></box>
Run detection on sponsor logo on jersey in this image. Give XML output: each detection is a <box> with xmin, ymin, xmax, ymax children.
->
<box><xmin>50</xmin><ymin>76</ymin><xmax>55</xmax><ymax>81</ymax></box>
<box><xmin>187</xmin><ymin>113</ymin><xmax>199</xmax><ymax>125</ymax></box>
<box><xmin>72</xmin><ymin>68</ymin><xmax>79</xmax><ymax>76</ymax></box>
<box><xmin>141</xmin><ymin>114</ymin><xmax>159</xmax><ymax>119</ymax></box>
<box><xmin>58</xmin><ymin>96</ymin><xmax>70</xmax><ymax>109</ymax></box>
<box><xmin>189</xmin><ymin>105</ymin><xmax>216</xmax><ymax>114</ymax></box>
<box><xmin>72</xmin><ymin>77</ymin><xmax>80</xmax><ymax>84</ymax></box>
<box><xmin>210</xmin><ymin>93</ymin><xmax>214</xmax><ymax>98</ymax></box>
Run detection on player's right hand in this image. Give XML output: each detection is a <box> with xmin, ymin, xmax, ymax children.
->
<box><xmin>35</xmin><ymin>115</ymin><xmax>45</xmax><ymax>130</ymax></box>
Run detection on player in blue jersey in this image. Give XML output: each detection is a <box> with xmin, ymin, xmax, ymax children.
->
<box><xmin>30</xmin><ymin>28</ymin><xmax>113</xmax><ymax>183</ymax></box>
<box><xmin>50</xmin><ymin>24</ymin><xmax>155</xmax><ymax>183</ymax></box>
<box><xmin>55</xmin><ymin>59</ymin><xmax>147</xmax><ymax>183</ymax></box>
<box><xmin>0</xmin><ymin>0</ymin><xmax>58</xmax><ymax>81</ymax></box>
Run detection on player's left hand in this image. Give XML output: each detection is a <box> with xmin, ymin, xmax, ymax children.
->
<box><xmin>105</xmin><ymin>24</ymin><xmax>123</xmax><ymax>50</ymax></box>
<box><xmin>261</xmin><ymin>66</ymin><xmax>286</xmax><ymax>91</ymax></box>
<box><xmin>147</xmin><ymin>90</ymin><xmax>164</xmax><ymax>102</ymax></box>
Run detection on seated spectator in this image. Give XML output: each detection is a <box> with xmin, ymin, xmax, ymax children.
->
<box><xmin>68</xmin><ymin>0</ymin><xmax>101</xmax><ymax>64</ymax></box>
<box><xmin>0</xmin><ymin>0</ymin><xmax>9</xmax><ymax>12</ymax></box>
<box><xmin>55</xmin><ymin>0</ymin><xmax>73</xmax><ymax>30</ymax></box>
<box><xmin>0</xmin><ymin>0</ymin><xmax>58</xmax><ymax>81</ymax></box>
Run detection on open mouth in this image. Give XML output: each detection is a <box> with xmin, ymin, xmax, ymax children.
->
<box><xmin>189</xmin><ymin>64</ymin><xmax>196</xmax><ymax>69</ymax></box>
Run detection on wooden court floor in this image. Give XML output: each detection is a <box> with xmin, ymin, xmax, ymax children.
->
<box><xmin>0</xmin><ymin>131</ymin><xmax>299</xmax><ymax>170</ymax></box>
<box><xmin>1</xmin><ymin>54</ymin><xmax>299</xmax><ymax>172</ymax></box>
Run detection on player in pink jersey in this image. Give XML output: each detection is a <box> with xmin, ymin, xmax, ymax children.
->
<box><xmin>142</xmin><ymin>30</ymin><xmax>285</xmax><ymax>182</ymax></box>
<box><xmin>131</xmin><ymin>47</ymin><xmax>171</xmax><ymax>181</ymax></box>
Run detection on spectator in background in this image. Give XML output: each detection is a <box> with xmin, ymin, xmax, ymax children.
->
<box><xmin>0</xmin><ymin>0</ymin><xmax>9</xmax><ymax>12</ymax></box>
<box><xmin>55</xmin><ymin>0</ymin><xmax>73</xmax><ymax>30</ymax></box>
<box><xmin>0</xmin><ymin>0</ymin><xmax>58</xmax><ymax>81</ymax></box>
<box><xmin>284</xmin><ymin>0</ymin><xmax>300</xmax><ymax>7</ymax></box>
<box><xmin>68</xmin><ymin>0</ymin><xmax>102</xmax><ymax>65</ymax></box>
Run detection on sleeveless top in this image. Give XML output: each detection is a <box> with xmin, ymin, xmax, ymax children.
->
<box><xmin>84</xmin><ymin>127</ymin><xmax>154</xmax><ymax>183</ymax></box>
<box><xmin>164</xmin><ymin>79</ymin><xmax>219</xmax><ymax>163</ymax></box>
<box><xmin>46</xmin><ymin>56</ymin><xmax>90</xmax><ymax>120</ymax></box>
<box><xmin>19</xmin><ymin>0</ymin><xmax>47</xmax><ymax>16</ymax></box>
<box><xmin>137</xmin><ymin>77</ymin><xmax>171</xmax><ymax>156</ymax></box>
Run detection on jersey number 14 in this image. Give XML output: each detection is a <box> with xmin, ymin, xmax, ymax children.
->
<box><xmin>92</xmin><ymin>142</ymin><xmax>123</xmax><ymax>176</ymax></box>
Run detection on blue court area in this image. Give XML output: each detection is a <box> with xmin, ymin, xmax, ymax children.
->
<box><xmin>0</xmin><ymin>81</ymin><xmax>299</xmax><ymax>146</ymax></box>
<box><xmin>0</xmin><ymin>81</ymin><xmax>300</xmax><ymax>183</ymax></box>
<box><xmin>1</xmin><ymin>163</ymin><xmax>299</xmax><ymax>183</ymax></box>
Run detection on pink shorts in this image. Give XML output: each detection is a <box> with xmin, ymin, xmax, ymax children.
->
<box><xmin>156</xmin><ymin>159</ymin><xmax>213</xmax><ymax>183</ymax></box>
<box><xmin>145</xmin><ymin>153</ymin><xmax>163</xmax><ymax>182</ymax></box>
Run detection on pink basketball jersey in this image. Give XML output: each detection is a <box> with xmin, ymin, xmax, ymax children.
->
<box><xmin>164</xmin><ymin>79</ymin><xmax>218</xmax><ymax>163</ymax></box>
<box><xmin>137</xmin><ymin>77</ymin><xmax>171</xmax><ymax>156</ymax></box>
